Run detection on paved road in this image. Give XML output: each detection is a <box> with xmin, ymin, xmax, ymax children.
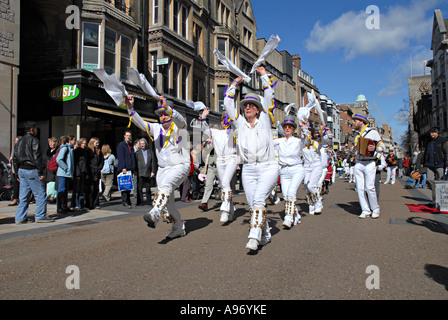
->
<box><xmin>1</xmin><ymin>173</ymin><xmax>447</xmax><ymax>302</ymax></box>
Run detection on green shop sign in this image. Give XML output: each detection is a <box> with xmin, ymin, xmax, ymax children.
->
<box><xmin>49</xmin><ymin>85</ymin><xmax>80</xmax><ymax>101</ymax></box>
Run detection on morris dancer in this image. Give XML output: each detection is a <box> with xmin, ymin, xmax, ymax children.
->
<box><xmin>199</xmin><ymin>108</ymin><xmax>238</xmax><ymax>223</ymax></box>
<box><xmin>351</xmin><ymin>112</ymin><xmax>385</xmax><ymax>219</ymax></box>
<box><xmin>125</xmin><ymin>95</ymin><xmax>190</xmax><ymax>239</ymax></box>
<box><xmin>275</xmin><ymin>115</ymin><xmax>305</xmax><ymax>228</ymax></box>
<box><xmin>224</xmin><ymin>66</ymin><xmax>279</xmax><ymax>251</ymax></box>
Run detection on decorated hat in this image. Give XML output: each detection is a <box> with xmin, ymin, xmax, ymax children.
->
<box><xmin>281</xmin><ymin>115</ymin><xmax>297</xmax><ymax>129</ymax></box>
<box><xmin>352</xmin><ymin>112</ymin><xmax>369</xmax><ymax>124</ymax></box>
<box><xmin>155</xmin><ymin>100</ymin><xmax>174</xmax><ymax>116</ymax></box>
<box><xmin>239</xmin><ymin>94</ymin><xmax>263</xmax><ymax>110</ymax></box>
<box><xmin>221</xmin><ymin>113</ymin><xmax>232</xmax><ymax>127</ymax></box>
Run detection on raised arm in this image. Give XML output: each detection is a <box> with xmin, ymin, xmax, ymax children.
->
<box><xmin>125</xmin><ymin>95</ymin><xmax>154</xmax><ymax>136</ymax></box>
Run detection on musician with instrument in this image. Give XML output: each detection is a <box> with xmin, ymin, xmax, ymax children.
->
<box><xmin>384</xmin><ymin>149</ymin><xmax>398</xmax><ymax>184</ymax></box>
<box><xmin>351</xmin><ymin>112</ymin><xmax>385</xmax><ymax>219</ymax></box>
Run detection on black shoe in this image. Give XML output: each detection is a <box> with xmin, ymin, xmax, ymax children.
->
<box><xmin>122</xmin><ymin>202</ymin><xmax>132</xmax><ymax>208</ymax></box>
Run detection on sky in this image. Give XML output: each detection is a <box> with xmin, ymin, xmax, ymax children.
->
<box><xmin>252</xmin><ymin>0</ymin><xmax>448</xmax><ymax>144</ymax></box>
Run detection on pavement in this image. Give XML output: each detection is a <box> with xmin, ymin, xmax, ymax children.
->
<box><xmin>1</xmin><ymin>173</ymin><xmax>447</xmax><ymax>239</ymax></box>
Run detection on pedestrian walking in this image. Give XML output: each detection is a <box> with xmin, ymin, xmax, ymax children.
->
<box><xmin>100</xmin><ymin>144</ymin><xmax>116</xmax><ymax>201</ymax></box>
<box><xmin>125</xmin><ymin>95</ymin><xmax>190</xmax><ymax>239</ymax></box>
<box><xmin>423</xmin><ymin>127</ymin><xmax>448</xmax><ymax>181</ymax></box>
<box><xmin>224</xmin><ymin>66</ymin><xmax>279</xmax><ymax>251</ymax></box>
<box><xmin>198</xmin><ymin>109</ymin><xmax>238</xmax><ymax>223</ymax></box>
<box><xmin>351</xmin><ymin>112</ymin><xmax>385</xmax><ymax>219</ymax></box>
<box><xmin>13</xmin><ymin>121</ymin><xmax>54</xmax><ymax>223</ymax></box>
<box><xmin>198</xmin><ymin>149</ymin><xmax>219</xmax><ymax>212</ymax></box>
<box><xmin>134</xmin><ymin>138</ymin><xmax>156</xmax><ymax>206</ymax></box>
<box><xmin>56</xmin><ymin>135</ymin><xmax>76</xmax><ymax>214</ymax></box>
<box><xmin>117</xmin><ymin>130</ymin><xmax>135</xmax><ymax>208</ymax></box>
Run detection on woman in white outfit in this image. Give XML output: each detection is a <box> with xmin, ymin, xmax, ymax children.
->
<box><xmin>224</xmin><ymin>66</ymin><xmax>279</xmax><ymax>251</ymax></box>
<box><xmin>125</xmin><ymin>95</ymin><xmax>190</xmax><ymax>239</ymax></box>
<box><xmin>199</xmin><ymin>108</ymin><xmax>238</xmax><ymax>223</ymax></box>
<box><xmin>300</xmin><ymin>125</ymin><xmax>332</xmax><ymax>215</ymax></box>
<box><xmin>275</xmin><ymin>115</ymin><xmax>306</xmax><ymax>228</ymax></box>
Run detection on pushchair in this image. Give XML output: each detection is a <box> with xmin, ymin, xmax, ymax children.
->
<box><xmin>191</xmin><ymin>166</ymin><xmax>221</xmax><ymax>200</ymax></box>
<box><xmin>0</xmin><ymin>161</ymin><xmax>13</xmax><ymax>201</ymax></box>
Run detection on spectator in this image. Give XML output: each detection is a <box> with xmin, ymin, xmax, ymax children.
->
<box><xmin>179</xmin><ymin>153</ymin><xmax>195</xmax><ymax>202</ymax></box>
<box><xmin>87</xmin><ymin>137</ymin><xmax>104</xmax><ymax>209</ymax></box>
<box><xmin>397</xmin><ymin>157</ymin><xmax>404</xmax><ymax>178</ymax></box>
<box><xmin>415</xmin><ymin>150</ymin><xmax>427</xmax><ymax>188</ymax></box>
<box><xmin>13</xmin><ymin>121</ymin><xmax>54</xmax><ymax>223</ymax></box>
<box><xmin>56</xmin><ymin>135</ymin><xmax>76</xmax><ymax>214</ymax></box>
<box><xmin>45</xmin><ymin>137</ymin><xmax>59</xmax><ymax>204</ymax></box>
<box><xmin>100</xmin><ymin>144</ymin><xmax>115</xmax><ymax>201</ymax></box>
<box><xmin>8</xmin><ymin>136</ymin><xmax>22</xmax><ymax>206</ymax></box>
<box><xmin>403</xmin><ymin>157</ymin><xmax>410</xmax><ymax>176</ymax></box>
<box><xmin>117</xmin><ymin>129</ymin><xmax>135</xmax><ymax>208</ymax></box>
<box><xmin>423</xmin><ymin>127</ymin><xmax>448</xmax><ymax>180</ymax></box>
<box><xmin>73</xmin><ymin>138</ymin><xmax>89</xmax><ymax>210</ymax></box>
<box><xmin>135</xmin><ymin>138</ymin><xmax>156</xmax><ymax>206</ymax></box>
<box><xmin>198</xmin><ymin>150</ymin><xmax>218</xmax><ymax>211</ymax></box>
<box><xmin>384</xmin><ymin>149</ymin><xmax>398</xmax><ymax>184</ymax></box>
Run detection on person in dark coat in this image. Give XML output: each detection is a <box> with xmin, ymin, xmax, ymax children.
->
<box><xmin>135</xmin><ymin>138</ymin><xmax>157</xmax><ymax>206</ymax></box>
<box><xmin>87</xmin><ymin>137</ymin><xmax>104</xmax><ymax>209</ymax></box>
<box><xmin>117</xmin><ymin>129</ymin><xmax>135</xmax><ymax>208</ymax></box>
<box><xmin>423</xmin><ymin>127</ymin><xmax>448</xmax><ymax>180</ymax></box>
<box><xmin>72</xmin><ymin>138</ymin><xmax>90</xmax><ymax>210</ymax></box>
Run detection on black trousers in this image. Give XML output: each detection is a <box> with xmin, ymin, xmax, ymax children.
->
<box><xmin>137</xmin><ymin>176</ymin><xmax>152</xmax><ymax>205</ymax></box>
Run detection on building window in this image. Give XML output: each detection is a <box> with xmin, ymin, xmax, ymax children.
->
<box><xmin>82</xmin><ymin>22</ymin><xmax>100</xmax><ymax>71</ymax></box>
<box><xmin>173</xmin><ymin>61</ymin><xmax>179</xmax><ymax>97</ymax></box>
<box><xmin>164</xmin><ymin>0</ymin><xmax>171</xmax><ymax>27</ymax></box>
<box><xmin>153</xmin><ymin>0</ymin><xmax>159</xmax><ymax>24</ymax></box>
<box><xmin>218</xmin><ymin>85</ymin><xmax>226</xmax><ymax>113</ymax></box>
<box><xmin>120</xmin><ymin>35</ymin><xmax>132</xmax><ymax>80</ymax></box>
<box><xmin>173</xmin><ymin>0</ymin><xmax>179</xmax><ymax>33</ymax></box>
<box><xmin>104</xmin><ymin>27</ymin><xmax>117</xmax><ymax>75</ymax></box>
<box><xmin>243</xmin><ymin>28</ymin><xmax>252</xmax><ymax>49</ymax></box>
<box><xmin>150</xmin><ymin>51</ymin><xmax>158</xmax><ymax>88</ymax></box>
<box><xmin>217</xmin><ymin>38</ymin><xmax>226</xmax><ymax>65</ymax></box>
<box><xmin>193</xmin><ymin>23</ymin><xmax>202</xmax><ymax>57</ymax></box>
<box><xmin>181</xmin><ymin>65</ymin><xmax>188</xmax><ymax>100</ymax></box>
<box><xmin>181</xmin><ymin>6</ymin><xmax>188</xmax><ymax>38</ymax></box>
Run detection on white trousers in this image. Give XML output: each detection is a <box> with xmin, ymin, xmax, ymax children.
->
<box><xmin>242</xmin><ymin>161</ymin><xmax>279</xmax><ymax>241</ymax></box>
<box><xmin>385</xmin><ymin>166</ymin><xmax>397</xmax><ymax>184</ymax></box>
<box><xmin>216</xmin><ymin>155</ymin><xmax>238</xmax><ymax>213</ymax></box>
<box><xmin>280</xmin><ymin>164</ymin><xmax>305</xmax><ymax>201</ymax></box>
<box><xmin>304</xmin><ymin>163</ymin><xmax>323</xmax><ymax>209</ymax></box>
<box><xmin>354</xmin><ymin>161</ymin><xmax>379</xmax><ymax>213</ymax></box>
<box><xmin>156</xmin><ymin>163</ymin><xmax>190</xmax><ymax>224</ymax></box>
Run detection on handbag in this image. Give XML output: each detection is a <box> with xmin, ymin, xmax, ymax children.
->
<box><xmin>410</xmin><ymin>171</ymin><xmax>421</xmax><ymax>180</ymax></box>
<box><xmin>117</xmin><ymin>172</ymin><xmax>134</xmax><ymax>191</ymax></box>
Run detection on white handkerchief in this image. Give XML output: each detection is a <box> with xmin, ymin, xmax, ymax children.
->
<box><xmin>127</xmin><ymin>67</ymin><xmax>161</xmax><ymax>100</ymax></box>
<box><xmin>250</xmin><ymin>35</ymin><xmax>281</xmax><ymax>74</ymax></box>
<box><xmin>186</xmin><ymin>101</ymin><xmax>207</xmax><ymax>112</ymax></box>
<box><xmin>93</xmin><ymin>69</ymin><xmax>128</xmax><ymax>107</ymax></box>
<box><xmin>213</xmin><ymin>49</ymin><xmax>251</xmax><ymax>83</ymax></box>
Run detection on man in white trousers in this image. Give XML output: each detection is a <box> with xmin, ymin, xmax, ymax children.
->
<box><xmin>125</xmin><ymin>95</ymin><xmax>190</xmax><ymax>239</ymax></box>
<box><xmin>352</xmin><ymin>112</ymin><xmax>385</xmax><ymax>219</ymax></box>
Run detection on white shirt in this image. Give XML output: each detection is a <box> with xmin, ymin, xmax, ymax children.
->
<box><xmin>200</xmin><ymin>122</ymin><xmax>237</xmax><ymax>160</ymax></box>
<box><xmin>224</xmin><ymin>74</ymin><xmax>276</xmax><ymax>164</ymax></box>
<box><xmin>275</xmin><ymin>136</ymin><xmax>305</xmax><ymax>167</ymax></box>
<box><xmin>127</xmin><ymin>107</ymin><xmax>190</xmax><ymax>168</ymax></box>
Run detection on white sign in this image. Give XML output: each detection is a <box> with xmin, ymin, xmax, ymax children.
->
<box><xmin>157</xmin><ymin>58</ymin><xmax>169</xmax><ymax>66</ymax></box>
